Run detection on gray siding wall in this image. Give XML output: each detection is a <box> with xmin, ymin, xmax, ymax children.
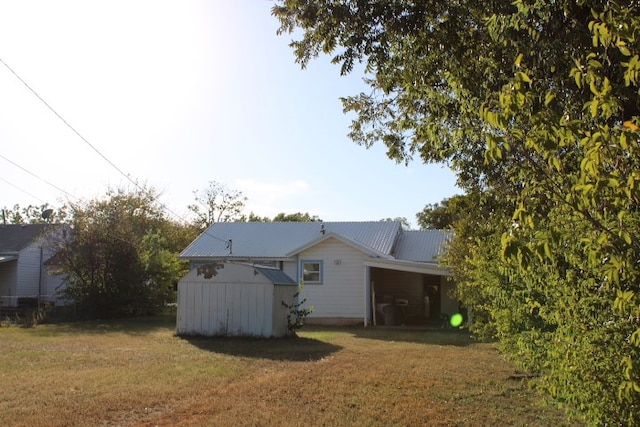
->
<box><xmin>16</xmin><ymin>243</ymin><xmax>41</xmax><ymax>299</ymax></box>
<box><xmin>44</xmin><ymin>271</ymin><xmax>67</xmax><ymax>306</ymax></box>
<box><xmin>0</xmin><ymin>261</ymin><xmax>16</xmax><ymax>307</ymax></box>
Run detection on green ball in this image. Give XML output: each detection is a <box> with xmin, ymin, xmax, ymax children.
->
<box><xmin>450</xmin><ymin>313</ymin><xmax>464</xmax><ymax>327</ymax></box>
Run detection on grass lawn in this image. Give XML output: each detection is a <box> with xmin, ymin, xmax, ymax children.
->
<box><xmin>0</xmin><ymin>317</ymin><xmax>580</xmax><ymax>426</ymax></box>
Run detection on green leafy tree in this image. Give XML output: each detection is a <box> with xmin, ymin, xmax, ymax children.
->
<box><xmin>238</xmin><ymin>212</ymin><xmax>322</xmax><ymax>222</ymax></box>
<box><xmin>273</xmin><ymin>1</ymin><xmax>640</xmax><ymax>424</ymax></box>
<box><xmin>272</xmin><ymin>212</ymin><xmax>321</xmax><ymax>222</ymax></box>
<box><xmin>56</xmin><ymin>187</ymin><xmax>189</xmax><ymax>318</ymax></box>
<box><xmin>2</xmin><ymin>203</ymin><xmax>68</xmax><ymax>224</ymax></box>
<box><xmin>188</xmin><ymin>181</ymin><xmax>247</xmax><ymax>229</ymax></box>
<box><xmin>416</xmin><ymin>195</ymin><xmax>471</xmax><ymax>230</ymax></box>
<box><xmin>380</xmin><ymin>216</ymin><xmax>410</xmax><ymax>229</ymax></box>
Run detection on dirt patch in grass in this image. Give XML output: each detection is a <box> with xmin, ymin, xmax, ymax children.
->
<box><xmin>0</xmin><ymin>319</ymin><xmax>581</xmax><ymax>426</ymax></box>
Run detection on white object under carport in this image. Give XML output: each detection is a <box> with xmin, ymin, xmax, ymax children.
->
<box><xmin>177</xmin><ymin>262</ymin><xmax>298</xmax><ymax>337</ymax></box>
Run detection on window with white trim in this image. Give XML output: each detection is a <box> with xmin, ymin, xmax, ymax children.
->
<box><xmin>302</xmin><ymin>260</ymin><xmax>323</xmax><ymax>284</ymax></box>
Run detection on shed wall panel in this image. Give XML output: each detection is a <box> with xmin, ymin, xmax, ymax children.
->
<box><xmin>273</xmin><ymin>284</ymin><xmax>297</xmax><ymax>337</ymax></box>
<box><xmin>177</xmin><ymin>281</ymin><xmax>281</xmax><ymax>336</ymax></box>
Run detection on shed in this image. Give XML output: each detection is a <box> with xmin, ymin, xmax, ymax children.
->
<box><xmin>176</xmin><ymin>262</ymin><xmax>298</xmax><ymax>337</ymax></box>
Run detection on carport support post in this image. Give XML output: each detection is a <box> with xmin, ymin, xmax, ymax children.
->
<box><xmin>364</xmin><ymin>265</ymin><xmax>371</xmax><ymax>327</ymax></box>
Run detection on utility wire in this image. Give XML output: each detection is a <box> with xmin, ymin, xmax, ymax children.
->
<box><xmin>0</xmin><ymin>57</ymin><xmax>232</xmax><ymax>248</ymax></box>
<box><xmin>0</xmin><ymin>154</ymin><xmax>77</xmax><ymax>200</ymax></box>
<box><xmin>0</xmin><ymin>57</ymin><xmax>134</xmax><ymax>185</ymax></box>
<box><xmin>0</xmin><ymin>176</ymin><xmax>46</xmax><ymax>203</ymax></box>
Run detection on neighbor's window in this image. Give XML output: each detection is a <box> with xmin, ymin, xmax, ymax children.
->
<box><xmin>302</xmin><ymin>261</ymin><xmax>322</xmax><ymax>284</ymax></box>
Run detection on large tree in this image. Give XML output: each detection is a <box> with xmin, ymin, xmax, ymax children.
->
<box><xmin>188</xmin><ymin>181</ymin><xmax>247</xmax><ymax>229</ymax></box>
<box><xmin>273</xmin><ymin>1</ymin><xmax>640</xmax><ymax>424</ymax></box>
<box><xmin>55</xmin><ymin>187</ymin><xmax>193</xmax><ymax>318</ymax></box>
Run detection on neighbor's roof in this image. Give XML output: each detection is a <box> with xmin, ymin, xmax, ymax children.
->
<box><xmin>180</xmin><ymin>221</ymin><xmax>403</xmax><ymax>260</ymax></box>
<box><xmin>394</xmin><ymin>229</ymin><xmax>453</xmax><ymax>263</ymax></box>
<box><xmin>0</xmin><ymin>224</ymin><xmax>50</xmax><ymax>253</ymax></box>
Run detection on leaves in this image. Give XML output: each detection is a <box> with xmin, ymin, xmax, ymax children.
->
<box><xmin>273</xmin><ymin>1</ymin><xmax>640</xmax><ymax>423</ymax></box>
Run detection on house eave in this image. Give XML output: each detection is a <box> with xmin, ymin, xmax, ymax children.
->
<box><xmin>181</xmin><ymin>256</ymin><xmax>295</xmax><ymax>262</ymax></box>
<box><xmin>363</xmin><ymin>258</ymin><xmax>452</xmax><ymax>276</ymax></box>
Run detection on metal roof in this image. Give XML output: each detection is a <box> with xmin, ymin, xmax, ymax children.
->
<box><xmin>253</xmin><ymin>265</ymin><xmax>297</xmax><ymax>286</ymax></box>
<box><xmin>393</xmin><ymin>229</ymin><xmax>453</xmax><ymax>263</ymax></box>
<box><xmin>180</xmin><ymin>221</ymin><xmax>453</xmax><ymax>265</ymax></box>
<box><xmin>179</xmin><ymin>221</ymin><xmax>403</xmax><ymax>260</ymax></box>
<box><xmin>0</xmin><ymin>224</ymin><xmax>49</xmax><ymax>252</ymax></box>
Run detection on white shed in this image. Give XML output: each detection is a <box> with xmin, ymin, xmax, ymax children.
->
<box><xmin>176</xmin><ymin>262</ymin><xmax>298</xmax><ymax>337</ymax></box>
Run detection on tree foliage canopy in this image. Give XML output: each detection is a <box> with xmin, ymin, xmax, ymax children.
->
<box><xmin>188</xmin><ymin>181</ymin><xmax>247</xmax><ymax>229</ymax></box>
<box><xmin>55</xmin><ymin>187</ymin><xmax>195</xmax><ymax>318</ymax></box>
<box><xmin>1</xmin><ymin>203</ymin><xmax>68</xmax><ymax>224</ymax></box>
<box><xmin>273</xmin><ymin>1</ymin><xmax>640</xmax><ymax>424</ymax></box>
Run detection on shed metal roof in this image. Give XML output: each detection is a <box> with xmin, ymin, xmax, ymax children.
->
<box><xmin>180</xmin><ymin>221</ymin><xmax>403</xmax><ymax>260</ymax></box>
<box><xmin>253</xmin><ymin>265</ymin><xmax>297</xmax><ymax>286</ymax></box>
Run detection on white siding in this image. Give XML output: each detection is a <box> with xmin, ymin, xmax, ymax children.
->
<box><xmin>176</xmin><ymin>264</ymin><xmax>296</xmax><ymax>337</ymax></box>
<box><xmin>297</xmin><ymin>237</ymin><xmax>369</xmax><ymax>319</ymax></box>
<box><xmin>282</xmin><ymin>261</ymin><xmax>297</xmax><ymax>285</ymax></box>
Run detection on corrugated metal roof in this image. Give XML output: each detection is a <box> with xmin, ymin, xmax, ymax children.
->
<box><xmin>254</xmin><ymin>266</ymin><xmax>297</xmax><ymax>286</ymax></box>
<box><xmin>180</xmin><ymin>221</ymin><xmax>402</xmax><ymax>259</ymax></box>
<box><xmin>393</xmin><ymin>229</ymin><xmax>453</xmax><ymax>263</ymax></box>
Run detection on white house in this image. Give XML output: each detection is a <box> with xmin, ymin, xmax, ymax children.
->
<box><xmin>0</xmin><ymin>224</ymin><xmax>68</xmax><ymax>307</ymax></box>
<box><xmin>179</xmin><ymin>221</ymin><xmax>457</xmax><ymax>326</ymax></box>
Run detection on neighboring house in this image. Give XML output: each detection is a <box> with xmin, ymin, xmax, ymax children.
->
<box><xmin>0</xmin><ymin>224</ymin><xmax>68</xmax><ymax>307</ymax></box>
<box><xmin>179</xmin><ymin>221</ymin><xmax>457</xmax><ymax>326</ymax></box>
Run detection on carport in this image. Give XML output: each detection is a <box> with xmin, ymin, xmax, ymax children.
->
<box><xmin>363</xmin><ymin>259</ymin><xmax>456</xmax><ymax>327</ymax></box>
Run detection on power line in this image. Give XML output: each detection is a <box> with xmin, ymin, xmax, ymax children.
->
<box><xmin>0</xmin><ymin>176</ymin><xmax>46</xmax><ymax>203</ymax></box>
<box><xmin>0</xmin><ymin>153</ymin><xmax>77</xmax><ymax>200</ymax></box>
<box><xmin>0</xmin><ymin>57</ymin><xmax>232</xmax><ymax>248</ymax></box>
<box><xmin>0</xmin><ymin>57</ymin><xmax>134</xmax><ymax>186</ymax></box>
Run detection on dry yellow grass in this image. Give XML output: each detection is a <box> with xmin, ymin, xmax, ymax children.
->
<box><xmin>0</xmin><ymin>318</ymin><xmax>580</xmax><ymax>426</ymax></box>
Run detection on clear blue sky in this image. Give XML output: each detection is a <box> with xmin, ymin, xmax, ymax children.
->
<box><xmin>0</xmin><ymin>1</ymin><xmax>460</xmax><ymax>228</ymax></box>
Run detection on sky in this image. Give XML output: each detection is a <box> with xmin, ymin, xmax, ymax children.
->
<box><xmin>0</xmin><ymin>1</ymin><xmax>460</xmax><ymax>228</ymax></box>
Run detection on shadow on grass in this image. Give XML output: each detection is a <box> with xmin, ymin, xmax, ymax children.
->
<box><xmin>307</xmin><ymin>325</ymin><xmax>477</xmax><ymax>347</ymax></box>
<box><xmin>181</xmin><ymin>335</ymin><xmax>343</xmax><ymax>362</ymax></box>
